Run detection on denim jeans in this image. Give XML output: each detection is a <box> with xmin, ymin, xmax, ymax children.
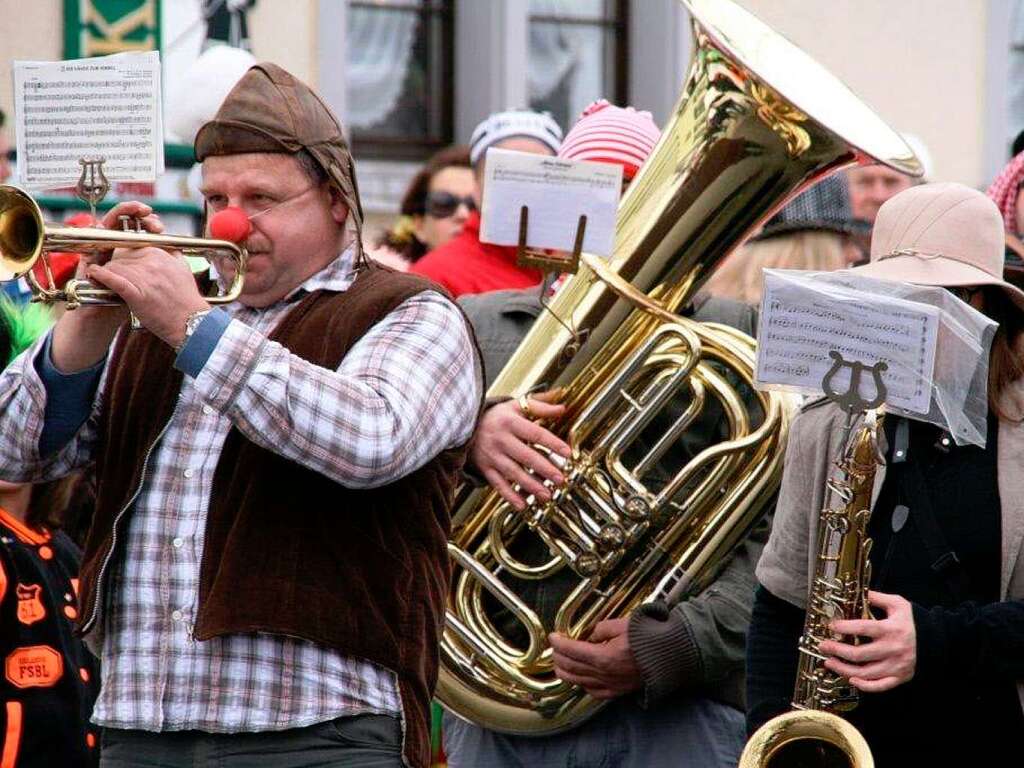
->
<box><xmin>443</xmin><ymin>694</ymin><xmax>745</xmax><ymax>768</ymax></box>
<box><xmin>99</xmin><ymin>713</ymin><xmax>403</xmax><ymax>768</ymax></box>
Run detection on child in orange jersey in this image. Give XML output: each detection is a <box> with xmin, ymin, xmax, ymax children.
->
<box><xmin>0</xmin><ymin>300</ymin><xmax>99</xmax><ymax>767</ymax></box>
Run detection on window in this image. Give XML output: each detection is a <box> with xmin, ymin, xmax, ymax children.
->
<box><xmin>346</xmin><ymin>0</ymin><xmax>454</xmax><ymax>160</ymax></box>
<box><xmin>528</xmin><ymin>0</ymin><xmax>628</xmax><ymax>130</ymax></box>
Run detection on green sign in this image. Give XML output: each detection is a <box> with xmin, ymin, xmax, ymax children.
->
<box><xmin>64</xmin><ymin>0</ymin><xmax>161</xmax><ymax>59</ymax></box>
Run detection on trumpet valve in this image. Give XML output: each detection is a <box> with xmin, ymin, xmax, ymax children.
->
<box><xmin>118</xmin><ymin>214</ymin><xmax>143</xmax><ymax>233</ymax></box>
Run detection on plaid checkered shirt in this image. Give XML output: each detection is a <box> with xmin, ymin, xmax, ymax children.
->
<box><xmin>0</xmin><ymin>248</ymin><xmax>482</xmax><ymax>732</ymax></box>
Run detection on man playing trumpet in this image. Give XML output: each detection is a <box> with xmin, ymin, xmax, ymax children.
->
<box><xmin>0</xmin><ymin>63</ymin><xmax>482</xmax><ymax>768</ymax></box>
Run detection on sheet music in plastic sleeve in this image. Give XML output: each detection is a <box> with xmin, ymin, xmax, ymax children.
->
<box><xmin>14</xmin><ymin>51</ymin><xmax>164</xmax><ymax>189</ymax></box>
<box><xmin>756</xmin><ymin>269</ymin><xmax>940</xmax><ymax>415</ymax></box>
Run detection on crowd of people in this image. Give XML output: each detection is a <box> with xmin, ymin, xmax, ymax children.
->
<box><xmin>1</xmin><ymin>46</ymin><xmax>1024</xmax><ymax>768</ymax></box>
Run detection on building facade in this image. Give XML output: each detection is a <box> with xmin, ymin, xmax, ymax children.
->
<box><xmin>0</xmin><ymin>0</ymin><xmax>1021</xmax><ymax>233</ymax></box>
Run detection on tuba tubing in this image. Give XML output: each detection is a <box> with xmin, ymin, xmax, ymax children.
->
<box><xmin>438</xmin><ymin>0</ymin><xmax>920</xmax><ymax>736</ymax></box>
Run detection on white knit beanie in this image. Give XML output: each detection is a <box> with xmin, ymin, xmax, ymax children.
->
<box><xmin>469</xmin><ymin>109</ymin><xmax>563</xmax><ymax>165</ymax></box>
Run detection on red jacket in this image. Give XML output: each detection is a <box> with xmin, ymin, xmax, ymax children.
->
<box><xmin>410</xmin><ymin>211</ymin><xmax>542</xmax><ymax>297</ymax></box>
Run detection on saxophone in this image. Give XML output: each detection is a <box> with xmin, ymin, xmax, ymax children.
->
<box><xmin>739</xmin><ymin>409</ymin><xmax>883</xmax><ymax>768</ymax></box>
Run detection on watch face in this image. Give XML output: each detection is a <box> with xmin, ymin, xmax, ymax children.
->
<box><xmin>183</xmin><ymin>311</ymin><xmax>211</xmax><ymax>343</ymax></box>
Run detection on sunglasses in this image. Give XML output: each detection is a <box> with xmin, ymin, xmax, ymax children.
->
<box><xmin>425</xmin><ymin>191</ymin><xmax>476</xmax><ymax>219</ymax></box>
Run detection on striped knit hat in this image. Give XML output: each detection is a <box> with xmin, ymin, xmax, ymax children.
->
<box><xmin>557</xmin><ymin>100</ymin><xmax>661</xmax><ymax>180</ymax></box>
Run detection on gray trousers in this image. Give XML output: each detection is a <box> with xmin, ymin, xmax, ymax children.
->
<box><xmin>99</xmin><ymin>714</ymin><xmax>404</xmax><ymax>768</ymax></box>
<box><xmin>443</xmin><ymin>695</ymin><xmax>744</xmax><ymax>768</ymax></box>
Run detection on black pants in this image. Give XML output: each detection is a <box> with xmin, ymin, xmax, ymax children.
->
<box><xmin>99</xmin><ymin>714</ymin><xmax>404</xmax><ymax>768</ymax></box>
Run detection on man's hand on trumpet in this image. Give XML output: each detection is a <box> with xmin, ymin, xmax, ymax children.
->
<box><xmin>50</xmin><ymin>201</ymin><xmax>171</xmax><ymax>372</ymax></box>
<box><xmin>87</xmin><ymin>243</ymin><xmax>210</xmax><ymax>350</ymax></box>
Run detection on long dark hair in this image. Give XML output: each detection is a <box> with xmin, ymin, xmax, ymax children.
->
<box><xmin>377</xmin><ymin>145</ymin><xmax>471</xmax><ymax>263</ymax></box>
<box><xmin>26</xmin><ymin>473</ymin><xmax>94</xmax><ymax>547</ymax></box>
<box><xmin>26</xmin><ymin>476</ymin><xmax>76</xmax><ymax>530</ymax></box>
<box><xmin>983</xmin><ymin>286</ymin><xmax>1024</xmax><ymax>421</ymax></box>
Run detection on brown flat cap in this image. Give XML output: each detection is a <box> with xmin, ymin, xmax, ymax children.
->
<box><xmin>194</xmin><ymin>62</ymin><xmax>364</xmax><ymax>238</ymax></box>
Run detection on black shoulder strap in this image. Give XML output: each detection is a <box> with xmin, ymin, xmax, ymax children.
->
<box><xmin>892</xmin><ymin>418</ymin><xmax>971</xmax><ymax>602</ymax></box>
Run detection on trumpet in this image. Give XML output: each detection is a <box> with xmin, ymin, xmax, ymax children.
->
<box><xmin>0</xmin><ymin>185</ymin><xmax>247</xmax><ymax>309</ymax></box>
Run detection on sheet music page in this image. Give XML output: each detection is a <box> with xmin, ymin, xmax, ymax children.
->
<box><xmin>757</xmin><ymin>270</ymin><xmax>940</xmax><ymax>414</ymax></box>
<box><xmin>14</xmin><ymin>51</ymin><xmax>163</xmax><ymax>188</ymax></box>
<box><xmin>480</xmin><ymin>148</ymin><xmax>622</xmax><ymax>257</ymax></box>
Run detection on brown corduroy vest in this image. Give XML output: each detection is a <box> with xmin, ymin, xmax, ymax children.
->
<box><xmin>75</xmin><ymin>266</ymin><xmax>472</xmax><ymax>768</ymax></box>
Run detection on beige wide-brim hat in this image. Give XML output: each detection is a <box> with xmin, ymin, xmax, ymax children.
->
<box><xmin>851</xmin><ymin>181</ymin><xmax>1024</xmax><ymax>313</ymax></box>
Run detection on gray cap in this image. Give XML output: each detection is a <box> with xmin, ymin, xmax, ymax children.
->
<box><xmin>756</xmin><ymin>175</ymin><xmax>866</xmax><ymax>241</ymax></box>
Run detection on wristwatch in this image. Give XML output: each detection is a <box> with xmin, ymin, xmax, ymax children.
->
<box><xmin>176</xmin><ymin>309</ymin><xmax>212</xmax><ymax>353</ymax></box>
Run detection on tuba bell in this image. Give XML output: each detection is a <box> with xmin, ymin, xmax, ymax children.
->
<box><xmin>437</xmin><ymin>0</ymin><xmax>920</xmax><ymax>735</ymax></box>
<box><xmin>0</xmin><ymin>185</ymin><xmax>247</xmax><ymax>309</ymax></box>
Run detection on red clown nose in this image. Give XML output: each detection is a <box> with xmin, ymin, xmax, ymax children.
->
<box><xmin>209</xmin><ymin>206</ymin><xmax>252</xmax><ymax>243</ymax></box>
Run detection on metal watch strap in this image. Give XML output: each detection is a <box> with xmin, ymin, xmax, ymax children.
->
<box><xmin>176</xmin><ymin>309</ymin><xmax>212</xmax><ymax>353</ymax></box>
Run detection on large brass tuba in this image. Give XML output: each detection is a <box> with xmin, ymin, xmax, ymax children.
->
<box><xmin>438</xmin><ymin>0</ymin><xmax>920</xmax><ymax>735</ymax></box>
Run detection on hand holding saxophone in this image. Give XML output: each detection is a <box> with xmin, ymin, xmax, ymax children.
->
<box><xmin>820</xmin><ymin>590</ymin><xmax>917</xmax><ymax>693</ymax></box>
<box><xmin>468</xmin><ymin>393</ymin><xmax>571</xmax><ymax>510</ymax></box>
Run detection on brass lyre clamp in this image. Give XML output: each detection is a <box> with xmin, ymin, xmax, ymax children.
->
<box><xmin>821</xmin><ymin>351</ymin><xmax>888</xmax><ymax>415</ymax></box>
<box><xmin>76</xmin><ymin>156</ymin><xmax>110</xmax><ymax>222</ymax></box>
<box><xmin>515</xmin><ymin>205</ymin><xmax>588</xmax><ymax>275</ymax></box>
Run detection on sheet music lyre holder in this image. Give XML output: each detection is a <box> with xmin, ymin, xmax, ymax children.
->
<box><xmin>515</xmin><ymin>205</ymin><xmax>588</xmax><ymax>274</ymax></box>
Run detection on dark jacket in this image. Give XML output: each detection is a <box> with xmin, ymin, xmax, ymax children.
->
<box><xmin>0</xmin><ymin>509</ymin><xmax>99</xmax><ymax>767</ymax></box>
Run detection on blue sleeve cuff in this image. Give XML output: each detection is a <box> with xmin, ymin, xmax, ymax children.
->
<box><xmin>34</xmin><ymin>333</ymin><xmax>105</xmax><ymax>457</ymax></box>
<box><xmin>173</xmin><ymin>308</ymin><xmax>231</xmax><ymax>379</ymax></box>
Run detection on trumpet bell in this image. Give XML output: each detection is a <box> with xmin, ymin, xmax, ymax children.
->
<box><xmin>0</xmin><ymin>186</ymin><xmax>44</xmax><ymax>281</ymax></box>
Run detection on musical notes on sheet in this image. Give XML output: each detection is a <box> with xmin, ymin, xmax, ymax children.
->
<box><xmin>480</xmin><ymin>148</ymin><xmax>622</xmax><ymax>257</ymax></box>
<box><xmin>756</xmin><ymin>269</ymin><xmax>939</xmax><ymax>414</ymax></box>
<box><xmin>14</xmin><ymin>52</ymin><xmax>163</xmax><ymax>188</ymax></box>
